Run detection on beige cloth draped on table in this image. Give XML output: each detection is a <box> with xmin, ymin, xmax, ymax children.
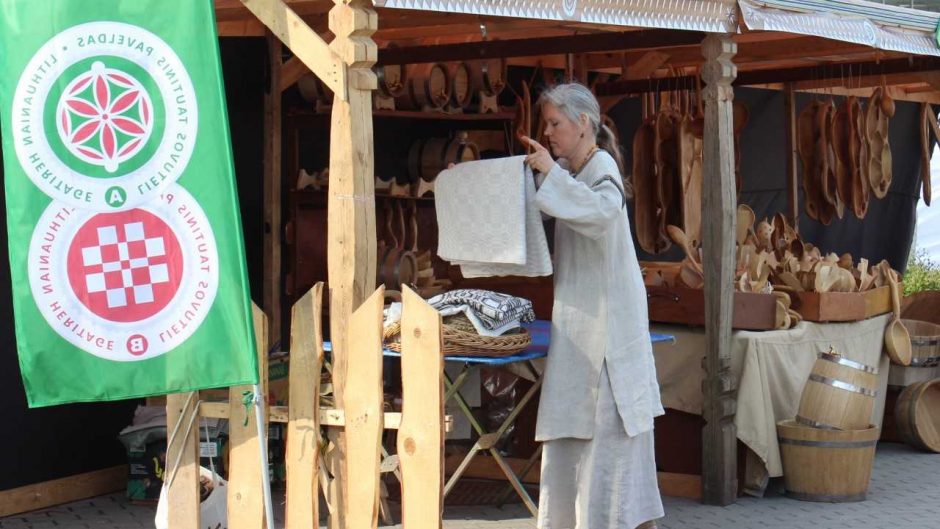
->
<box><xmin>650</xmin><ymin>314</ymin><xmax>890</xmax><ymax>495</ymax></box>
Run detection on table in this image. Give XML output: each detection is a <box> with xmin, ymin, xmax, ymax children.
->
<box><xmin>650</xmin><ymin>314</ymin><xmax>890</xmax><ymax>496</ymax></box>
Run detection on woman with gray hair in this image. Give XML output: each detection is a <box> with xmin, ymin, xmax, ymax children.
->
<box><xmin>522</xmin><ymin>83</ymin><xmax>664</xmax><ymax>529</ymax></box>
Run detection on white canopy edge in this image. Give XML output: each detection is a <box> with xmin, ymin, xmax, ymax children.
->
<box><xmin>372</xmin><ymin>0</ymin><xmax>738</xmax><ymax>33</ymax></box>
<box><xmin>739</xmin><ymin>0</ymin><xmax>940</xmax><ymax>57</ymax></box>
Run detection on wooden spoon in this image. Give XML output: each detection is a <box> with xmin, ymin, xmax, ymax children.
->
<box><xmin>884</xmin><ymin>268</ymin><xmax>912</xmax><ymax>366</ymax></box>
<box><xmin>736</xmin><ymin>205</ymin><xmax>756</xmax><ymax>246</ymax></box>
<box><xmin>667</xmin><ymin>225</ymin><xmax>702</xmax><ymax>273</ymax></box>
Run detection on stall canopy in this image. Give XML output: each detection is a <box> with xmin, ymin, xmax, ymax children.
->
<box><xmin>374</xmin><ymin>0</ymin><xmax>940</xmax><ymax>56</ymax></box>
<box><xmin>739</xmin><ymin>0</ymin><xmax>940</xmax><ymax>57</ymax></box>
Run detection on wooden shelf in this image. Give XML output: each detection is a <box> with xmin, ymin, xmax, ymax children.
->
<box><xmin>288</xmin><ymin>107</ymin><xmax>516</xmax><ymax>122</ymax></box>
<box><xmin>292</xmin><ymin>188</ymin><xmax>435</xmax><ymax>203</ymax></box>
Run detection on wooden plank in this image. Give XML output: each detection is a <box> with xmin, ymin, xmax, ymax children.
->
<box><xmin>263</xmin><ymin>33</ymin><xmax>283</xmax><ymax>349</ymax></box>
<box><xmin>280</xmin><ymin>56</ymin><xmax>311</xmax><ymax>93</ymax></box>
<box><xmin>325</xmin><ymin>2</ymin><xmax>378</xmax><ymax>527</ymax></box>
<box><xmin>784</xmin><ymin>83</ymin><xmax>799</xmax><ymax>231</ymax></box>
<box><xmin>646</xmin><ymin>286</ymin><xmax>779</xmax><ymax>330</ymax></box>
<box><xmin>398</xmin><ymin>287</ymin><xmax>444</xmax><ymax>529</ymax></box>
<box><xmin>165</xmin><ymin>392</ymin><xmax>200</xmax><ymax>528</ymax></box>
<box><xmin>596</xmin><ymin>56</ymin><xmax>940</xmax><ymax>95</ymax></box>
<box><xmin>0</xmin><ymin>466</ymin><xmax>126</xmax><ymax>518</ymax></box>
<box><xmin>285</xmin><ymin>284</ymin><xmax>324</xmax><ymax>529</ymax></box>
<box><xmin>700</xmin><ymin>34</ymin><xmax>739</xmax><ymax>507</ymax></box>
<box><xmin>218</xmin><ymin>19</ymin><xmax>266</xmax><ymax>37</ymax></box>
<box><xmin>200</xmin><ymin>402</ymin><xmax>356</xmax><ymax>427</ymax></box>
<box><xmin>376</xmin><ymin>28</ymin><xmax>704</xmax><ymax>65</ymax></box>
<box><xmin>238</xmin><ymin>0</ymin><xmax>347</xmax><ymax>98</ymax></box>
<box><xmin>344</xmin><ymin>287</ymin><xmax>386</xmax><ymax>529</ymax></box>
<box><xmin>658</xmin><ymin>472</ymin><xmax>703</xmax><ymax>500</ymax></box>
<box><xmin>227</xmin><ymin>305</ymin><xmax>269</xmax><ymax>529</ymax></box>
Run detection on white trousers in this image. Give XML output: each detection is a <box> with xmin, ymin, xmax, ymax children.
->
<box><xmin>537</xmin><ymin>364</ymin><xmax>664</xmax><ymax>529</ymax></box>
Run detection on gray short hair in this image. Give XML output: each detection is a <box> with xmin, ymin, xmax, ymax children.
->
<box><xmin>537</xmin><ymin>83</ymin><xmax>601</xmax><ymax>136</ymax></box>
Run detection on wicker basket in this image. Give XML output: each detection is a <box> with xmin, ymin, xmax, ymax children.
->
<box><xmin>902</xmin><ymin>319</ymin><xmax>940</xmax><ymax>367</ymax></box>
<box><xmin>383</xmin><ymin>314</ymin><xmax>531</xmax><ymax>357</ymax></box>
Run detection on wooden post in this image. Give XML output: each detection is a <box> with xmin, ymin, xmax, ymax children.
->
<box><xmin>227</xmin><ymin>305</ymin><xmax>269</xmax><ymax>528</ymax></box>
<box><xmin>285</xmin><ymin>284</ymin><xmax>324</xmax><ymax>529</ymax></box>
<box><xmin>326</xmin><ymin>1</ymin><xmax>378</xmax><ymax>527</ymax></box>
<box><xmin>398</xmin><ymin>287</ymin><xmax>444</xmax><ymax>529</ymax></box>
<box><xmin>165</xmin><ymin>392</ymin><xmax>200</xmax><ymax>528</ymax></box>
<box><xmin>784</xmin><ymin>82</ymin><xmax>800</xmax><ymax>231</ymax></box>
<box><xmin>263</xmin><ymin>32</ymin><xmax>283</xmax><ymax>346</ymax></box>
<box><xmin>344</xmin><ymin>287</ymin><xmax>385</xmax><ymax>528</ymax></box>
<box><xmin>700</xmin><ymin>33</ymin><xmax>739</xmax><ymax>506</ymax></box>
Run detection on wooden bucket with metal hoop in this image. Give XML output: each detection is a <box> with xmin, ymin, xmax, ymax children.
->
<box><xmin>777</xmin><ymin>419</ymin><xmax>879</xmax><ymax>503</ymax></box>
<box><xmin>796</xmin><ymin>350</ymin><xmax>878</xmax><ymax>431</ymax></box>
<box><xmin>407</xmin><ymin>133</ymin><xmax>480</xmax><ymax>182</ymax></box>
<box><xmin>894</xmin><ymin>378</ymin><xmax>940</xmax><ymax>453</ymax></box>
<box><xmin>397</xmin><ymin>63</ymin><xmax>451</xmax><ymax>111</ymax></box>
<box><xmin>901</xmin><ymin>319</ymin><xmax>940</xmax><ymax>367</ymax></box>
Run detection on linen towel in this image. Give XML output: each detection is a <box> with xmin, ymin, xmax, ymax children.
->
<box><xmin>435</xmin><ymin>156</ymin><xmax>552</xmax><ymax>277</ymax></box>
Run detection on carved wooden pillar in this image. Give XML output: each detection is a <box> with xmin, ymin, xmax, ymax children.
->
<box><xmin>327</xmin><ymin>1</ymin><xmax>378</xmax><ymax>527</ymax></box>
<box><xmin>700</xmin><ymin>33</ymin><xmax>739</xmax><ymax>506</ymax></box>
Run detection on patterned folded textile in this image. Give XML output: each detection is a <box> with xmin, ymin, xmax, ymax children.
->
<box><xmin>427</xmin><ymin>289</ymin><xmax>535</xmax><ymax>337</ymax></box>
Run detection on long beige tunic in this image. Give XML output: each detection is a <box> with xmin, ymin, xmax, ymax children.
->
<box><xmin>533</xmin><ymin>150</ymin><xmax>664</xmax><ymax>441</ymax></box>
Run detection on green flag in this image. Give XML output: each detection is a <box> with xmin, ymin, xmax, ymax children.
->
<box><xmin>0</xmin><ymin>0</ymin><xmax>259</xmax><ymax>406</ymax></box>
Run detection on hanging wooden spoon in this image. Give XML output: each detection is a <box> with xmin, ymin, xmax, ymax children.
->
<box><xmin>884</xmin><ymin>267</ymin><xmax>912</xmax><ymax>366</ymax></box>
<box><xmin>667</xmin><ymin>225</ymin><xmax>702</xmax><ymax>273</ymax></box>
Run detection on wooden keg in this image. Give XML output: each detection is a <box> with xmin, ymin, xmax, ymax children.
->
<box><xmin>407</xmin><ymin>133</ymin><xmax>480</xmax><ymax>182</ymax></box>
<box><xmin>901</xmin><ymin>319</ymin><xmax>940</xmax><ymax>367</ymax></box>
<box><xmin>449</xmin><ymin>61</ymin><xmax>473</xmax><ymax>109</ymax></box>
<box><xmin>894</xmin><ymin>378</ymin><xmax>940</xmax><ymax>452</ymax></box>
<box><xmin>397</xmin><ymin>63</ymin><xmax>451</xmax><ymax>111</ymax></box>
<box><xmin>376</xmin><ymin>63</ymin><xmax>407</xmax><ymax>98</ymax></box>
<box><xmin>297</xmin><ymin>73</ymin><xmax>332</xmax><ymax>104</ymax></box>
<box><xmin>796</xmin><ymin>350</ymin><xmax>878</xmax><ymax>431</ymax></box>
<box><xmin>469</xmin><ymin>58</ymin><xmax>507</xmax><ymax>97</ymax></box>
<box><xmin>777</xmin><ymin>419</ymin><xmax>879</xmax><ymax>503</ymax></box>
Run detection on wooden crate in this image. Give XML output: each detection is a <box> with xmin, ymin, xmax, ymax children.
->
<box><xmin>795</xmin><ymin>285</ymin><xmax>893</xmax><ymax>322</ymax></box>
<box><xmin>646</xmin><ymin>286</ymin><xmax>779</xmax><ymax>330</ymax></box>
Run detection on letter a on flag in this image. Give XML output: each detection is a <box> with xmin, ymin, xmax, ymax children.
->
<box><xmin>0</xmin><ymin>0</ymin><xmax>259</xmax><ymax>406</ymax></box>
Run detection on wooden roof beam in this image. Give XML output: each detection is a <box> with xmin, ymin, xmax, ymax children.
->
<box><xmin>596</xmin><ymin>56</ymin><xmax>940</xmax><ymax>95</ymax></box>
<box><xmin>375</xmin><ymin>28</ymin><xmax>705</xmax><ymax>65</ymax></box>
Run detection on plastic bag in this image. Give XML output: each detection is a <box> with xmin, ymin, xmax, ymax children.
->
<box><xmin>154</xmin><ymin>465</ymin><xmax>227</xmax><ymax>529</ymax></box>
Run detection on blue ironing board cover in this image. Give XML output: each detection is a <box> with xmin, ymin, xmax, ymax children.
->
<box><xmin>324</xmin><ymin>320</ymin><xmax>674</xmax><ymax>366</ymax></box>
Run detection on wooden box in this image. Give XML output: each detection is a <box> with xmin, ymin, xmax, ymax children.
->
<box><xmin>646</xmin><ymin>285</ymin><xmax>779</xmax><ymax>330</ymax></box>
<box><xmin>795</xmin><ymin>285</ymin><xmax>893</xmax><ymax>322</ymax></box>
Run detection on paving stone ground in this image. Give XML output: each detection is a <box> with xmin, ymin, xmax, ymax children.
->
<box><xmin>2</xmin><ymin>442</ymin><xmax>937</xmax><ymax>529</ymax></box>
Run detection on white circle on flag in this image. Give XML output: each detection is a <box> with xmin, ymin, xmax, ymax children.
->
<box><xmin>28</xmin><ymin>184</ymin><xmax>219</xmax><ymax>361</ymax></box>
<box><xmin>11</xmin><ymin>21</ymin><xmax>198</xmax><ymax>211</ymax></box>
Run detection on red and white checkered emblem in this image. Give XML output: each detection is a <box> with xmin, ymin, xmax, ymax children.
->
<box><xmin>66</xmin><ymin>210</ymin><xmax>183</xmax><ymax>323</ymax></box>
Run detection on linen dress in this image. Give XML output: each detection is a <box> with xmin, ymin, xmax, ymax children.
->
<box><xmin>533</xmin><ymin>150</ymin><xmax>665</xmax><ymax>529</ymax></box>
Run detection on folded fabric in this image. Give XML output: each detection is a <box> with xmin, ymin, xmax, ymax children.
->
<box><xmin>428</xmin><ymin>289</ymin><xmax>536</xmax><ymax>336</ymax></box>
<box><xmin>435</xmin><ymin>156</ymin><xmax>552</xmax><ymax>277</ymax></box>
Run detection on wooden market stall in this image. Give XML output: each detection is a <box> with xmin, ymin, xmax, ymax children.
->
<box><xmin>209</xmin><ymin>0</ymin><xmax>940</xmax><ymax>512</ymax></box>
<box><xmin>5</xmin><ymin>0</ymin><xmax>940</xmax><ymax>524</ymax></box>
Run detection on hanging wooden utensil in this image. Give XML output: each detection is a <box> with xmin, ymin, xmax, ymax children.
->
<box><xmin>885</xmin><ymin>267</ymin><xmax>913</xmax><ymax>366</ymax></box>
<box><xmin>920</xmin><ymin>103</ymin><xmax>933</xmax><ymax>206</ymax></box>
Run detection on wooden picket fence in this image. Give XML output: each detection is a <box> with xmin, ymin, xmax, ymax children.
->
<box><xmin>165</xmin><ymin>283</ymin><xmax>444</xmax><ymax>528</ymax></box>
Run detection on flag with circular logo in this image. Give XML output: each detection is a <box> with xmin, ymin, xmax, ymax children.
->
<box><xmin>0</xmin><ymin>0</ymin><xmax>258</xmax><ymax>406</ymax></box>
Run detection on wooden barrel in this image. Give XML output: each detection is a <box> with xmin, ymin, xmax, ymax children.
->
<box><xmin>397</xmin><ymin>63</ymin><xmax>451</xmax><ymax>111</ymax></box>
<box><xmin>407</xmin><ymin>133</ymin><xmax>480</xmax><ymax>182</ymax></box>
<box><xmin>901</xmin><ymin>319</ymin><xmax>940</xmax><ymax>367</ymax></box>
<box><xmin>796</xmin><ymin>351</ymin><xmax>878</xmax><ymax>431</ymax></box>
<box><xmin>449</xmin><ymin>62</ymin><xmax>473</xmax><ymax>109</ymax></box>
<box><xmin>777</xmin><ymin>419</ymin><xmax>879</xmax><ymax>502</ymax></box>
<box><xmin>376</xmin><ymin>63</ymin><xmax>407</xmax><ymax>98</ymax></box>
<box><xmin>468</xmin><ymin>58</ymin><xmax>507</xmax><ymax>97</ymax></box>
<box><xmin>894</xmin><ymin>378</ymin><xmax>940</xmax><ymax>452</ymax></box>
<box><xmin>297</xmin><ymin>74</ymin><xmax>332</xmax><ymax>104</ymax></box>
